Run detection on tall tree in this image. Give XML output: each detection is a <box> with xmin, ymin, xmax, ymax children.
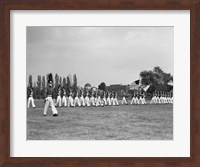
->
<box><xmin>72</xmin><ymin>74</ymin><xmax>78</xmax><ymax>92</ymax></box>
<box><xmin>59</xmin><ymin>76</ymin><xmax>62</xmax><ymax>87</ymax></box>
<box><xmin>63</xmin><ymin>77</ymin><xmax>66</xmax><ymax>89</ymax></box>
<box><xmin>55</xmin><ymin>73</ymin><xmax>59</xmax><ymax>88</ymax></box>
<box><xmin>28</xmin><ymin>75</ymin><xmax>33</xmax><ymax>88</ymax></box>
<box><xmin>98</xmin><ymin>82</ymin><xmax>106</xmax><ymax>91</ymax></box>
<box><xmin>66</xmin><ymin>76</ymin><xmax>71</xmax><ymax>94</ymax></box>
<box><xmin>140</xmin><ymin>66</ymin><xmax>173</xmax><ymax>93</ymax></box>
<box><xmin>41</xmin><ymin>76</ymin><xmax>46</xmax><ymax>98</ymax></box>
<box><xmin>36</xmin><ymin>75</ymin><xmax>42</xmax><ymax>99</ymax></box>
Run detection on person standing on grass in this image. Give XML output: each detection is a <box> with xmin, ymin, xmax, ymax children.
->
<box><xmin>90</xmin><ymin>91</ymin><xmax>96</xmax><ymax>106</ymax></box>
<box><xmin>62</xmin><ymin>88</ymin><xmax>67</xmax><ymax>107</ymax></box>
<box><xmin>74</xmin><ymin>91</ymin><xmax>81</xmax><ymax>107</ymax></box>
<box><xmin>121</xmin><ymin>91</ymin><xmax>128</xmax><ymax>105</ymax></box>
<box><xmin>27</xmin><ymin>87</ymin><xmax>36</xmax><ymax>108</ymax></box>
<box><xmin>103</xmin><ymin>91</ymin><xmax>107</xmax><ymax>106</ymax></box>
<box><xmin>85</xmin><ymin>91</ymin><xmax>90</xmax><ymax>107</ymax></box>
<box><xmin>56</xmin><ymin>85</ymin><xmax>62</xmax><ymax>107</ymax></box>
<box><xmin>68</xmin><ymin>90</ymin><xmax>74</xmax><ymax>107</ymax></box>
<box><xmin>106</xmin><ymin>91</ymin><xmax>111</xmax><ymax>106</ymax></box>
<box><xmin>43</xmin><ymin>73</ymin><xmax>58</xmax><ymax>116</ymax></box>
<box><xmin>130</xmin><ymin>92</ymin><xmax>136</xmax><ymax>105</ymax></box>
<box><xmin>79</xmin><ymin>90</ymin><xmax>85</xmax><ymax>107</ymax></box>
<box><xmin>113</xmin><ymin>91</ymin><xmax>119</xmax><ymax>106</ymax></box>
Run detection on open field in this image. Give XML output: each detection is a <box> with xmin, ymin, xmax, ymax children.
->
<box><xmin>27</xmin><ymin>100</ymin><xmax>173</xmax><ymax>140</ymax></box>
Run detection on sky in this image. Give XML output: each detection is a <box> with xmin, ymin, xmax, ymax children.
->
<box><xmin>27</xmin><ymin>26</ymin><xmax>174</xmax><ymax>87</ymax></box>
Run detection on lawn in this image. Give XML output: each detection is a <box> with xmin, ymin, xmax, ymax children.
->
<box><xmin>27</xmin><ymin>100</ymin><xmax>173</xmax><ymax>140</ymax></box>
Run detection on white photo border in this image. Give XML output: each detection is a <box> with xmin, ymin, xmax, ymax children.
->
<box><xmin>10</xmin><ymin>10</ymin><xmax>190</xmax><ymax>157</ymax></box>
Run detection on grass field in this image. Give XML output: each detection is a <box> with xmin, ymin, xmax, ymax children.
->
<box><xmin>27</xmin><ymin>100</ymin><xmax>173</xmax><ymax>140</ymax></box>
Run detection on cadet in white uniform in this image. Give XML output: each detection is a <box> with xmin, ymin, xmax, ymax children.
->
<box><xmin>62</xmin><ymin>89</ymin><xmax>68</xmax><ymax>107</ymax></box>
<box><xmin>79</xmin><ymin>91</ymin><xmax>85</xmax><ymax>107</ymax></box>
<box><xmin>56</xmin><ymin>86</ymin><xmax>62</xmax><ymax>107</ymax></box>
<box><xmin>43</xmin><ymin>73</ymin><xmax>58</xmax><ymax>116</ymax></box>
<box><xmin>130</xmin><ymin>93</ymin><xmax>136</xmax><ymax>105</ymax></box>
<box><xmin>85</xmin><ymin>92</ymin><xmax>90</xmax><ymax>107</ymax></box>
<box><xmin>27</xmin><ymin>88</ymin><xmax>36</xmax><ymax>108</ymax></box>
<box><xmin>90</xmin><ymin>91</ymin><xmax>96</xmax><ymax>106</ymax></box>
<box><xmin>68</xmin><ymin>91</ymin><xmax>74</xmax><ymax>107</ymax></box>
<box><xmin>74</xmin><ymin>91</ymin><xmax>81</xmax><ymax>106</ymax></box>
<box><xmin>113</xmin><ymin>91</ymin><xmax>119</xmax><ymax>106</ymax></box>
<box><xmin>106</xmin><ymin>91</ymin><xmax>111</xmax><ymax>106</ymax></box>
<box><xmin>103</xmin><ymin>91</ymin><xmax>107</xmax><ymax>106</ymax></box>
<box><xmin>121</xmin><ymin>92</ymin><xmax>128</xmax><ymax>105</ymax></box>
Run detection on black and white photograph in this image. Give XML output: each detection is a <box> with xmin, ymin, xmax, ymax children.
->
<box><xmin>27</xmin><ymin>26</ymin><xmax>173</xmax><ymax>140</ymax></box>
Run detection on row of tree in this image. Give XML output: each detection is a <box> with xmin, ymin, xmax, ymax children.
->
<box><xmin>27</xmin><ymin>67</ymin><xmax>173</xmax><ymax>99</ymax></box>
<box><xmin>27</xmin><ymin>74</ymin><xmax>78</xmax><ymax>99</ymax></box>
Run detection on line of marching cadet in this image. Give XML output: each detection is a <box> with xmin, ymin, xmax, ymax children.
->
<box><xmin>27</xmin><ymin>88</ymin><xmax>173</xmax><ymax>109</ymax></box>
<box><xmin>54</xmin><ymin>89</ymin><xmax>173</xmax><ymax>107</ymax></box>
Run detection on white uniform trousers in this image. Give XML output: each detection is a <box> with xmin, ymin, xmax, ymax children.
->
<box><xmin>43</xmin><ymin>96</ymin><xmax>58</xmax><ymax>115</ymax></box>
<box><xmin>121</xmin><ymin>97</ymin><xmax>128</xmax><ymax>105</ymax></box>
<box><xmin>68</xmin><ymin>96</ymin><xmax>74</xmax><ymax>107</ymax></box>
<box><xmin>85</xmin><ymin>96</ymin><xmax>90</xmax><ymax>106</ymax></box>
<box><xmin>90</xmin><ymin>97</ymin><xmax>96</xmax><ymax>106</ymax></box>
<box><xmin>62</xmin><ymin>96</ymin><xmax>67</xmax><ymax>107</ymax></box>
<box><xmin>74</xmin><ymin>97</ymin><xmax>81</xmax><ymax>106</ymax></box>
<box><xmin>106</xmin><ymin>97</ymin><xmax>111</xmax><ymax>106</ymax></box>
<box><xmin>103</xmin><ymin>97</ymin><xmax>107</xmax><ymax>106</ymax></box>
<box><xmin>114</xmin><ymin>98</ymin><xmax>119</xmax><ymax>105</ymax></box>
<box><xmin>27</xmin><ymin>97</ymin><xmax>36</xmax><ymax>108</ymax></box>
<box><xmin>95</xmin><ymin>96</ymin><xmax>101</xmax><ymax>107</ymax></box>
<box><xmin>79</xmin><ymin>96</ymin><xmax>85</xmax><ymax>106</ymax></box>
<box><xmin>110</xmin><ymin>97</ymin><xmax>116</xmax><ymax>106</ymax></box>
<box><xmin>131</xmin><ymin>97</ymin><xmax>136</xmax><ymax>105</ymax></box>
<box><xmin>56</xmin><ymin>95</ymin><xmax>62</xmax><ymax>107</ymax></box>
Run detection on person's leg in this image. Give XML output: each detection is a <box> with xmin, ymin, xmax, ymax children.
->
<box><xmin>122</xmin><ymin>97</ymin><xmax>125</xmax><ymax>105</ymax></box>
<box><xmin>31</xmin><ymin>97</ymin><xmax>36</xmax><ymax>108</ymax></box>
<box><xmin>49</xmin><ymin>97</ymin><xmax>58</xmax><ymax>115</ymax></box>
<box><xmin>27</xmin><ymin>97</ymin><xmax>31</xmax><ymax>108</ymax></box>
<box><xmin>43</xmin><ymin>99</ymin><xmax>50</xmax><ymax>116</ymax></box>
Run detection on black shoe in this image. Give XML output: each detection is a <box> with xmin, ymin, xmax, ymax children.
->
<box><xmin>53</xmin><ymin>114</ymin><xmax>58</xmax><ymax>117</ymax></box>
<box><xmin>43</xmin><ymin>114</ymin><xmax>46</xmax><ymax>116</ymax></box>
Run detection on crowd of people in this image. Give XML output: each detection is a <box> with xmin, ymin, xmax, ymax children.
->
<box><xmin>27</xmin><ymin>74</ymin><xmax>173</xmax><ymax>116</ymax></box>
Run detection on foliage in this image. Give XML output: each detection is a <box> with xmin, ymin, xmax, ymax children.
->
<box><xmin>140</xmin><ymin>66</ymin><xmax>173</xmax><ymax>93</ymax></box>
<box><xmin>98</xmin><ymin>82</ymin><xmax>106</xmax><ymax>91</ymax></box>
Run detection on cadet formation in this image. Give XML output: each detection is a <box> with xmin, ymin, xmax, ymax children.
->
<box><xmin>27</xmin><ymin>74</ymin><xmax>173</xmax><ymax>116</ymax></box>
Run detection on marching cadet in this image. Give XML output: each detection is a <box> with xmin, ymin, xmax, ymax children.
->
<box><xmin>106</xmin><ymin>91</ymin><xmax>111</xmax><ymax>106</ymax></box>
<box><xmin>121</xmin><ymin>92</ymin><xmax>128</xmax><ymax>105</ymax></box>
<box><xmin>141</xmin><ymin>94</ymin><xmax>146</xmax><ymax>104</ymax></box>
<box><xmin>79</xmin><ymin>90</ymin><xmax>85</xmax><ymax>107</ymax></box>
<box><xmin>113</xmin><ymin>91</ymin><xmax>119</xmax><ymax>106</ymax></box>
<box><xmin>110</xmin><ymin>90</ymin><xmax>116</xmax><ymax>106</ymax></box>
<box><xmin>130</xmin><ymin>92</ymin><xmax>136</xmax><ymax>105</ymax></box>
<box><xmin>68</xmin><ymin>91</ymin><xmax>74</xmax><ymax>107</ymax></box>
<box><xmin>90</xmin><ymin>91</ymin><xmax>96</xmax><ymax>106</ymax></box>
<box><xmin>74</xmin><ymin>91</ymin><xmax>81</xmax><ymax>107</ymax></box>
<box><xmin>96</xmin><ymin>90</ymin><xmax>101</xmax><ymax>107</ymax></box>
<box><xmin>56</xmin><ymin>85</ymin><xmax>62</xmax><ymax>107</ymax></box>
<box><xmin>62</xmin><ymin>88</ymin><xmax>68</xmax><ymax>107</ymax></box>
<box><xmin>85</xmin><ymin>91</ymin><xmax>90</xmax><ymax>107</ymax></box>
<box><xmin>100</xmin><ymin>90</ymin><xmax>105</xmax><ymax>107</ymax></box>
<box><xmin>27</xmin><ymin>87</ymin><xmax>36</xmax><ymax>108</ymax></box>
<box><xmin>43</xmin><ymin>73</ymin><xmax>58</xmax><ymax>116</ymax></box>
<box><xmin>103</xmin><ymin>91</ymin><xmax>107</xmax><ymax>106</ymax></box>
<box><xmin>94</xmin><ymin>91</ymin><xmax>98</xmax><ymax>105</ymax></box>
<box><xmin>135</xmin><ymin>93</ymin><xmax>140</xmax><ymax>104</ymax></box>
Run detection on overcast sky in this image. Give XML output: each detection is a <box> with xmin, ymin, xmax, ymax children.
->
<box><xmin>27</xmin><ymin>26</ymin><xmax>173</xmax><ymax>87</ymax></box>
